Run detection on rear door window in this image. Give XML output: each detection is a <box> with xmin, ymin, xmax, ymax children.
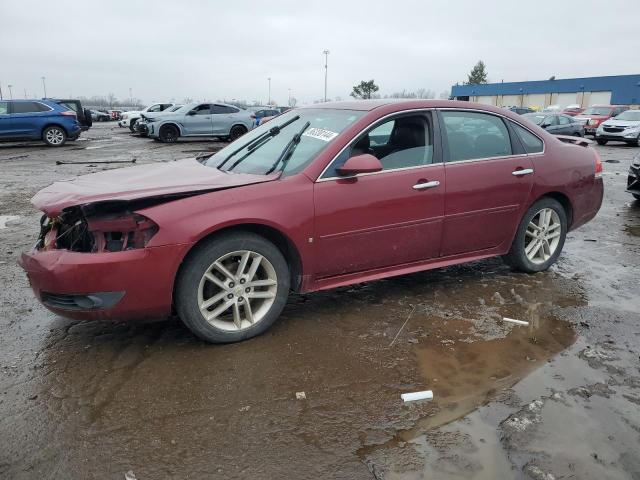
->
<box><xmin>558</xmin><ymin>116</ymin><xmax>570</xmax><ymax>125</ymax></box>
<box><xmin>510</xmin><ymin>122</ymin><xmax>544</xmax><ymax>154</ymax></box>
<box><xmin>12</xmin><ymin>102</ymin><xmax>47</xmax><ymax>114</ymax></box>
<box><xmin>441</xmin><ymin>111</ymin><xmax>512</xmax><ymax>161</ymax></box>
<box><xmin>0</xmin><ymin>102</ymin><xmax>9</xmax><ymax>115</ymax></box>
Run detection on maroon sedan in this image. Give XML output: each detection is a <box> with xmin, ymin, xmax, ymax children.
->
<box><xmin>19</xmin><ymin>100</ymin><xmax>604</xmax><ymax>343</ymax></box>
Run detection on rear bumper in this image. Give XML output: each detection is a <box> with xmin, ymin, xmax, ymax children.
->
<box><xmin>18</xmin><ymin>243</ymin><xmax>192</xmax><ymax>321</ymax></box>
<box><xmin>571</xmin><ymin>177</ymin><xmax>604</xmax><ymax>230</ymax></box>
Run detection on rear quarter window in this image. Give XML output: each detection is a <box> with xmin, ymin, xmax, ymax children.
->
<box><xmin>511</xmin><ymin>122</ymin><xmax>544</xmax><ymax>154</ymax></box>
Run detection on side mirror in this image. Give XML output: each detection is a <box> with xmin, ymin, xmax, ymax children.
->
<box><xmin>337</xmin><ymin>154</ymin><xmax>383</xmax><ymax>176</ymax></box>
<box><xmin>540</xmin><ymin>122</ymin><xmax>550</xmax><ymax>129</ymax></box>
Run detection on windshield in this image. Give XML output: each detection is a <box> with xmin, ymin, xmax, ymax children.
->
<box><xmin>205</xmin><ymin>109</ymin><xmax>364</xmax><ymax>175</ymax></box>
<box><xmin>523</xmin><ymin>114</ymin><xmax>546</xmax><ymax>125</ymax></box>
<box><xmin>613</xmin><ymin>110</ymin><xmax>640</xmax><ymax>121</ymax></box>
<box><xmin>582</xmin><ymin>107</ymin><xmax>613</xmax><ymax>116</ymax></box>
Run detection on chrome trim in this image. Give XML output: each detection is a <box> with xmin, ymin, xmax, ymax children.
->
<box><xmin>317</xmin><ymin>162</ymin><xmax>441</xmax><ymax>182</ymax></box>
<box><xmin>413</xmin><ymin>180</ymin><xmax>440</xmax><ymax>190</ymax></box>
<box><xmin>512</xmin><ymin>168</ymin><xmax>534</xmax><ymax>176</ymax></box>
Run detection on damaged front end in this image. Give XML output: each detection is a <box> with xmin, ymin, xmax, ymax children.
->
<box><xmin>36</xmin><ymin>201</ymin><xmax>159</xmax><ymax>253</ymax></box>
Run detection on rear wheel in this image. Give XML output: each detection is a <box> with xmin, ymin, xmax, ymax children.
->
<box><xmin>129</xmin><ymin>118</ymin><xmax>138</xmax><ymax>133</ymax></box>
<box><xmin>159</xmin><ymin>125</ymin><xmax>179</xmax><ymax>143</ymax></box>
<box><xmin>504</xmin><ymin>197</ymin><xmax>567</xmax><ymax>273</ymax></box>
<box><xmin>175</xmin><ymin>232</ymin><xmax>290</xmax><ymax>343</ymax></box>
<box><xmin>229</xmin><ymin>125</ymin><xmax>247</xmax><ymax>142</ymax></box>
<box><xmin>42</xmin><ymin>126</ymin><xmax>67</xmax><ymax>147</ymax></box>
<box><xmin>596</xmin><ymin>139</ymin><xmax>608</xmax><ymax>145</ymax></box>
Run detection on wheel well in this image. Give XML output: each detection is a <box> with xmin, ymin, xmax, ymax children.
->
<box><xmin>537</xmin><ymin>192</ymin><xmax>573</xmax><ymax>227</ymax></box>
<box><xmin>160</xmin><ymin>123</ymin><xmax>180</xmax><ymax>134</ymax></box>
<box><xmin>230</xmin><ymin>123</ymin><xmax>248</xmax><ymax>133</ymax></box>
<box><xmin>174</xmin><ymin>223</ymin><xmax>304</xmax><ymax>298</ymax></box>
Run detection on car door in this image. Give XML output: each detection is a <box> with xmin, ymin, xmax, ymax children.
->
<box><xmin>557</xmin><ymin>115</ymin><xmax>573</xmax><ymax>135</ymax></box>
<box><xmin>439</xmin><ymin>109</ymin><xmax>534</xmax><ymax>257</ymax></box>
<box><xmin>10</xmin><ymin>101</ymin><xmax>49</xmax><ymax>138</ymax></box>
<box><xmin>211</xmin><ymin>104</ymin><xmax>236</xmax><ymax>135</ymax></box>
<box><xmin>182</xmin><ymin>104</ymin><xmax>213</xmax><ymax>135</ymax></box>
<box><xmin>540</xmin><ymin>115</ymin><xmax>561</xmax><ymax>134</ymax></box>
<box><xmin>0</xmin><ymin>101</ymin><xmax>13</xmax><ymax>138</ymax></box>
<box><xmin>313</xmin><ymin>111</ymin><xmax>445</xmax><ymax>278</ymax></box>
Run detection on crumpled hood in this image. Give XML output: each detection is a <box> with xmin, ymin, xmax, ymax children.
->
<box><xmin>33</xmin><ymin>158</ymin><xmax>279</xmax><ymax>215</ymax></box>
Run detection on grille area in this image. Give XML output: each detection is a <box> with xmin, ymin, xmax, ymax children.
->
<box><xmin>41</xmin><ymin>291</ymin><xmax>124</xmax><ymax>310</ymax></box>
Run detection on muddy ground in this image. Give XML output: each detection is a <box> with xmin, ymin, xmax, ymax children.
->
<box><xmin>0</xmin><ymin>123</ymin><xmax>638</xmax><ymax>479</ymax></box>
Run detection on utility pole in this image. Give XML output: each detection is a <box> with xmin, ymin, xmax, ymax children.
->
<box><xmin>0</xmin><ymin>82</ymin><xmax>3</xmax><ymax>100</ymax></box>
<box><xmin>129</xmin><ymin>87</ymin><xmax>132</xmax><ymax>106</ymax></box>
<box><xmin>41</xmin><ymin>76</ymin><xmax>47</xmax><ymax>98</ymax></box>
<box><xmin>24</xmin><ymin>88</ymin><xmax>27</xmax><ymax>99</ymax></box>
<box><xmin>323</xmin><ymin>50</ymin><xmax>330</xmax><ymax>102</ymax></box>
<box><xmin>288</xmin><ymin>88</ymin><xmax>291</xmax><ymax>106</ymax></box>
<box><xmin>8</xmin><ymin>85</ymin><xmax>13</xmax><ymax>99</ymax></box>
<box><xmin>267</xmin><ymin>77</ymin><xmax>271</xmax><ymax>106</ymax></box>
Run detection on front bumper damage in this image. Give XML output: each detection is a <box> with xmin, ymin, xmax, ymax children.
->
<box><xmin>628</xmin><ymin>162</ymin><xmax>640</xmax><ymax>196</ymax></box>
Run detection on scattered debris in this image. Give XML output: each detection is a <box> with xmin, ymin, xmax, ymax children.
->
<box><xmin>0</xmin><ymin>154</ymin><xmax>29</xmax><ymax>161</ymax></box>
<box><xmin>124</xmin><ymin>471</ymin><xmax>137</xmax><ymax>480</ymax></box>
<box><xmin>0</xmin><ymin>215</ymin><xmax>19</xmax><ymax>229</ymax></box>
<box><xmin>295</xmin><ymin>391</ymin><xmax>306</xmax><ymax>400</ymax></box>
<box><xmin>401</xmin><ymin>390</ymin><xmax>433</xmax><ymax>402</ymax></box>
<box><xmin>238</xmin><ymin>405</ymin><xmax>250</xmax><ymax>412</ymax></box>
<box><xmin>502</xmin><ymin>317</ymin><xmax>529</xmax><ymax>326</ymax></box>
<box><xmin>56</xmin><ymin>159</ymin><xmax>137</xmax><ymax>165</ymax></box>
<box><xmin>389</xmin><ymin>305</ymin><xmax>416</xmax><ymax>347</ymax></box>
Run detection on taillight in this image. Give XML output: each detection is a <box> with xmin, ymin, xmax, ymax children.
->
<box><xmin>593</xmin><ymin>148</ymin><xmax>603</xmax><ymax>178</ymax></box>
<box><xmin>60</xmin><ymin>111</ymin><xmax>76</xmax><ymax>116</ymax></box>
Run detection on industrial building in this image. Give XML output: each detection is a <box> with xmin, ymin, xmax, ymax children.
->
<box><xmin>450</xmin><ymin>74</ymin><xmax>640</xmax><ymax>109</ymax></box>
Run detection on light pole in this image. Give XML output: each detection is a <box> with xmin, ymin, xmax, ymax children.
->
<box><xmin>267</xmin><ymin>77</ymin><xmax>271</xmax><ymax>106</ymax></box>
<box><xmin>288</xmin><ymin>88</ymin><xmax>291</xmax><ymax>106</ymax></box>
<box><xmin>7</xmin><ymin>85</ymin><xmax>13</xmax><ymax>100</ymax></box>
<box><xmin>0</xmin><ymin>82</ymin><xmax>3</xmax><ymax>100</ymax></box>
<box><xmin>323</xmin><ymin>50</ymin><xmax>330</xmax><ymax>102</ymax></box>
<box><xmin>41</xmin><ymin>76</ymin><xmax>47</xmax><ymax>98</ymax></box>
<box><xmin>129</xmin><ymin>87</ymin><xmax>133</xmax><ymax>106</ymax></box>
<box><xmin>24</xmin><ymin>88</ymin><xmax>27</xmax><ymax>99</ymax></box>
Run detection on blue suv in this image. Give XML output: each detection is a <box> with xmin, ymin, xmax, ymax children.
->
<box><xmin>0</xmin><ymin>99</ymin><xmax>81</xmax><ymax>146</ymax></box>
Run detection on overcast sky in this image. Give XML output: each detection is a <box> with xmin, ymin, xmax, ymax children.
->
<box><xmin>1</xmin><ymin>0</ymin><xmax>638</xmax><ymax>106</ymax></box>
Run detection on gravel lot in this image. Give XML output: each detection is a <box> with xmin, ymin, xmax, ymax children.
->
<box><xmin>0</xmin><ymin>123</ymin><xmax>639</xmax><ymax>479</ymax></box>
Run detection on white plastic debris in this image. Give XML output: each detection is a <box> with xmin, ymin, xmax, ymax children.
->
<box><xmin>295</xmin><ymin>391</ymin><xmax>306</xmax><ymax>400</ymax></box>
<box><xmin>401</xmin><ymin>390</ymin><xmax>433</xmax><ymax>402</ymax></box>
<box><xmin>124</xmin><ymin>471</ymin><xmax>137</xmax><ymax>480</ymax></box>
<box><xmin>0</xmin><ymin>215</ymin><xmax>19</xmax><ymax>229</ymax></box>
<box><xmin>502</xmin><ymin>317</ymin><xmax>529</xmax><ymax>326</ymax></box>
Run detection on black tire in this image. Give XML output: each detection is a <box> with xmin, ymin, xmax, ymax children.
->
<box><xmin>128</xmin><ymin>118</ymin><xmax>138</xmax><ymax>133</ymax></box>
<box><xmin>596</xmin><ymin>139</ymin><xmax>608</xmax><ymax>146</ymax></box>
<box><xmin>503</xmin><ymin>197</ymin><xmax>567</xmax><ymax>273</ymax></box>
<box><xmin>175</xmin><ymin>232</ymin><xmax>290</xmax><ymax>343</ymax></box>
<box><xmin>229</xmin><ymin>125</ymin><xmax>247</xmax><ymax>142</ymax></box>
<box><xmin>42</xmin><ymin>126</ymin><xmax>67</xmax><ymax>147</ymax></box>
<box><xmin>633</xmin><ymin>194</ymin><xmax>640</xmax><ymax>201</ymax></box>
<box><xmin>159</xmin><ymin>124</ymin><xmax>179</xmax><ymax>143</ymax></box>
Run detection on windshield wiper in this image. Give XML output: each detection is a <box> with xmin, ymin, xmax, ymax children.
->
<box><xmin>265</xmin><ymin>121</ymin><xmax>310</xmax><ymax>175</ymax></box>
<box><xmin>216</xmin><ymin>115</ymin><xmax>300</xmax><ymax>170</ymax></box>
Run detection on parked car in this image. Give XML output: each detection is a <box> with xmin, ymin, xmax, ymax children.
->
<box><xmin>575</xmin><ymin>105</ymin><xmax>629</xmax><ymax>135</ymax></box>
<box><xmin>19</xmin><ymin>100</ymin><xmax>604</xmax><ymax>343</ymax></box>
<box><xmin>595</xmin><ymin>109</ymin><xmax>640</xmax><ymax>146</ymax></box>
<box><xmin>90</xmin><ymin>110</ymin><xmax>111</xmax><ymax>122</ymax></box>
<box><xmin>251</xmin><ymin>108</ymin><xmax>281</xmax><ymax>127</ymax></box>
<box><xmin>135</xmin><ymin>105</ymin><xmax>183</xmax><ymax>136</ymax></box>
<box><xmin>146</xmin><ymin>102</ymin><xmax>253</xmax><ymax>143</ymax></box>
<box><xmin>109</xmin><ymin>110</ymin><xmax>123</xmax><ymax>121</ymax></box>
<box><xmin>562</xmin><ymin>105</ymin><xmax>584</xmax><ymax>117</ymax></box>
<box><xmin>628</xmin><ymin>152</ymin><xmax>640</xmax><ymax>200</ymax></box>
<box><xmin>523</xmin><ymin>113</ymin><xmax>584</xmax><ymax>136</ymax></box>
<box><xmin>0</xmin><ymin>99</ymin><xmax>81</xmax><ymax>146</ymax></box>
<box><xmin>48</xmin><ymin>98</ymin><xmax>92</xmax><ymax>131</ymax></box>
<box><xmin>119</xmin><ymin>103</ymin><xmax>176</xmax><ymax>132</ymax></box>
<box><xmin>509</xmin><ymin>107</ymin><xmax>535</xmax><ymax>115</ymax></box>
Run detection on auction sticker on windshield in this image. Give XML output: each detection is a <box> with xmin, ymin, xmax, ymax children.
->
<box><xmin>302</xmin><ymin>127</ymin><xmax>339</xmax><ymax>142</ymax></box>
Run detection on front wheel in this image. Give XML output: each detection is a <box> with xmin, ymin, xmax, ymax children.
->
<box><xmin>42</xmin><ymin>126</ymin><xmax>67</xmax><ymax>147</ymax></box>
<box><xmin>159</xmin><ymin>125</ymin><xmax>179</xmax><ymax>143</ymax></box>
<box><xmin>596</xmin><ymin>139</ymin><xmax>608</xmax><ymax>145</ymax></box>
<box><xmin>504</xmin><ymin>198</ymin><xmax>567</xmax><ymax>273</ymax></box>
<box><xmin>175</xmin><ymin>232</ymin><xmax>290</xmax><ymax>343</ymax></box>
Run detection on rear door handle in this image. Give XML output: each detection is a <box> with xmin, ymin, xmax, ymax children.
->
<box><xmin>512</xmin><ymin>168</ymin><xmax>534</xmax><ymax>176</ymax></box>
<box><xmin>413</xmin><ymin>180</ymin><xmax>440</xmax><ymax>190</ymax></box>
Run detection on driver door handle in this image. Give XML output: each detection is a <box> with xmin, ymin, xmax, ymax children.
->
<box><xmin>512</xmin><ymin>168</ymin><xmax>534</xmax><ymax>176</ymax></box>
<box><xmin>413</xmin><ymin>180</ymin><xmax>440</xmax><ymax>190</ymax></box>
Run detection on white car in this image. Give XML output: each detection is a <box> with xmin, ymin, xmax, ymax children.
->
<box><xmin>595</xmin><ymin>109</ymin><xmax>640</xmax><ymax>146</ymax></box>
<box><xmin>118</xmin><ymin>102</ymin><xmax>176</xmax><ymax>132</ymax></box>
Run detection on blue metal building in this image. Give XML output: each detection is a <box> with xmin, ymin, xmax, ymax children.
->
<box><xmin>451</xmin><ymin>74</ymin><xmax>640</xmax><ymax>108</ymax></box>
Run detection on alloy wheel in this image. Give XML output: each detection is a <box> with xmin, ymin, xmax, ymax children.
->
<box><xmin>197</xmin><ymin>250</ymin><xmax>278</xmax><ymax>331</ymax></box>
<box><xmin>46</xmin><ymin>128</ymin><xmax>64</xmax><ymax>145</ymax></box>
<box><xmin>524</xmin><ymin>208</ymin><xmax>562</xmax><ymax>264</ymax></box>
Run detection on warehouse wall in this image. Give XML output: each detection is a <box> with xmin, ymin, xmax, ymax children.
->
<box><xmin>471</xmin><ymin>91</ymin><xmax>616</xmax><ymax>109</ymax></box>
